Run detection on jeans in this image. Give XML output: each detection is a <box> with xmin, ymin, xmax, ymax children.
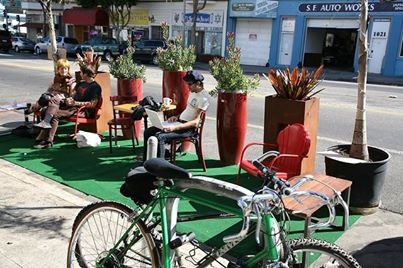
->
<box><xmin>143</xmin><ymin>126</ymin><xmax>195</xmax><ymax>160</ymax></box>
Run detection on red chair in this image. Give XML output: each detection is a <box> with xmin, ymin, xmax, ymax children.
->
<box><xmin>169</xmin><ymin>111</ymin><xmax>207</xmax><ymax>171</ymax></box>
<box><xmin>67</xmin><ymin>96</ymin><xmax>103</xmax><ymax>136</ymax></box>
<box><xmin>236</xmin><ymin>123</ymin><xmax>311</xmax><ymax>184</ymax></box>
<box><xmin>108</xmin><ymin>95</ymin><xmax>139</xmax><ymax>153</ymax></box>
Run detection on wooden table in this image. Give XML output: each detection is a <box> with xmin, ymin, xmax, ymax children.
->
<box><xmin>113</xmin><ymin>103</ymin><xmax>176</xmax><ymax>129</ymax></box>
<box><xmin>282</xmin><ymin>173</ymin><xmax>352</xmax><ymax>238</ymax></box>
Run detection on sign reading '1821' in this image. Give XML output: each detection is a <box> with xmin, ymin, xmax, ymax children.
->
<box><xmin>299</xmin><ymin>2</ymin><xmax>403</xmax><ymax>13</ymax></box>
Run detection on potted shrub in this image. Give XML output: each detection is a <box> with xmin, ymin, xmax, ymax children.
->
<box><xmin>265</xmin><ymin>65</ymin><xmax>324</xmax><ymax>174</ymax></box>
<box><xmin>156</xmin><ymin>22</ymin><xmax>196</xmax><ymax>118</ymax></box>
<box><xmin>324</xmin><ymin>1</ymin><xmax>390</xmax><ymax>214</ymax></box>
<box><xmin>75</xmin><ymin>47</ymin><xmax>112</xmax><ymax>133</ymax></box>
<box><xmin>108</xmin><ymin>42</ymin><xmax>146</xmax><ymax>139</ymax></box>
<box><xmin>209</xmin><ymin>32</ymin><xmax>260</xmax><ymax>165</ymax></box>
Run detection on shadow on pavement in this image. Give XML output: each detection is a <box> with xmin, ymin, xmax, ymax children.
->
<box><xmin>352</xmin><ymin>236</ymin><xmax>403</xmax><ymax>267</ymax></box>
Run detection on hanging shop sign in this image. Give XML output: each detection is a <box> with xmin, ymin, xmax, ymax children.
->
<box><xmin>172</xmin><ymin>11</ymin><xmax>223</xmax><ymax>27</ymax></box>
<box><xmin>299</xmin><ymin>2</ymin><xmax>403</xmax><ymax>13</ymax></box>
<box><xmin>229</xmin><ymin>0</ymin><xmax>278</xmax><ymax>18</ymax></box>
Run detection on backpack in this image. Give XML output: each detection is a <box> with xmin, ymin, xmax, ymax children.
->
<box><xmin>131</xmin><ymin>96</ymin><xmax>161</xmax><ymax>121</ymax></box>
<box><xmin>139</xmin><ymin>96</ymin><xmax>161</xmax><ymax>111</ymax></box>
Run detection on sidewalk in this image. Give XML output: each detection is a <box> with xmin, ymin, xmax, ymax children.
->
<box><xmin>1</xmin><ymin>109</ymin><xmax>403</xmax><ymax>267</ymax></box>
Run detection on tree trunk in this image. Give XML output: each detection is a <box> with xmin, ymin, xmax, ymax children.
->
<box><xmin>350</xmin><ymin>0</ymin><xmax>369</xmax><ymax>161</ymax></box>
<box><xmin>44</xmin><ymin>1</ymin><xmax>58</xmax><ymax>73</ymax></box>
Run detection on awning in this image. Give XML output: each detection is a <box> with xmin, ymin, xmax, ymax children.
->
<box><xmin>63</xmin><ymin>7</ymin><xmax>108</xmax><ymax>26</ymax></box>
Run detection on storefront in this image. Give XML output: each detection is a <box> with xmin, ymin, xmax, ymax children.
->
<box><xmin>124</xmin><ymin>1</ymin><xmax>227</xmax><ymax>57</ymax></box>
<box><xmin>226</xmin><ymin>0</ymin><xmax>403</xmax><ymax>76</ymax></box>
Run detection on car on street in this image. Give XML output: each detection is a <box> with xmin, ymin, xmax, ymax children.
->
<box><xmin>74</xmin><ymin>36</ymin><xmax>122</xmax><ymax>61</ymax></box>
<box><xmin>12</xmin><ymin>36</ymin><xmax>35</xmax><ymax>53</ymax></box>
<box><xmin>34</xmin><ymin>36</ymin><xmax>79</xmax><ymax>55</ymax></box>
<box><xmin>133</xmin><ymin>39</ymin><xmax>166</xmax><ymax>65</ymax></box>
<box><xmin>0</xmin><ymin>30</ymin><xmax>12</xmax><ymax>53</ymax></box>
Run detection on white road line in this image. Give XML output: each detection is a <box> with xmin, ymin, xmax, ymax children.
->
<box><xmin>206</xmin><ymin>116</ymin><xmax>403</xmax><ymax>156</ymax></box>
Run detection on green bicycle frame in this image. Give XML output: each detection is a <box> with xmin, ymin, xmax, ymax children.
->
<box><xmin>98</xmin><ymin>178</ymin><xmax>281</xmax><ymax>268</ymax></box>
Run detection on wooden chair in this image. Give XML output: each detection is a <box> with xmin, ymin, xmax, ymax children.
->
<box><xmin>108</xmin><ymin>95</ymin><xmax>139</xmax><ymax>153</ymax></box>
<box><xmin>236</xmin><ymin>123</ymin><xmax>311</xmax><ymax>184</ymax></box>
<box><xmin>169</xmin><ymin>111</ymin><xmax>207</xmax><ymax>171</ymax></box>
<box><xmin>66</xmin><ymin>96</ymin><xmax>103</xmax><ymax>136</ymax></box>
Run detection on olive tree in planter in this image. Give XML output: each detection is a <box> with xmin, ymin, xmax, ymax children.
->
<box><xmin>109</xmin><ymin>43</ymin><xmax>146</xmax><ymax>139</ymax></box>
<box><xmin>265</xmin><ymin>65</ymin><xmax>324</xmax><ymax>174</ymax></box>
<box><xmin>324</xmin><ymin>0</ymin><xmax>391</xmax><ymax>214</ymax></box>
<box><xmin>209</xmin><ymin>32</ymin><xmax>260</xmax><ymax>165</ymax></box>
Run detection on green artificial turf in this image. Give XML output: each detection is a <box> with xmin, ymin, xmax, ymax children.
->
<box><xmin>0</xmin><ymin>131</ymin><xmax>360</xmax><ymax>256</ymax></box>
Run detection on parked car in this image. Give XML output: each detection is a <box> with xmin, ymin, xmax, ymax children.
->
<box><xmin>34</xmin><ymin>36</ymin><xmax>79</xmax><ymax>55</ymax></box>
<box><xmin>0</xmin><ymin>30</ymin><xmax>12</xmax><ymax>53</ymax></box>
<box><xmin>75</xmin><ymin>36</ymin><xmax>121</xmax><ymax>61</ymax></box>
<box><xmin>12</xmin><ymin>36</ymin><xmax>35</xmax><ymax>53</ymax></box>
<box><xmin>133</xmin><ymin>40</ymin><xmax>166</xmax><ymax>65</ymax></box>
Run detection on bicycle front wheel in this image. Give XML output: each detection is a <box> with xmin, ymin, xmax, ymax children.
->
<box><xmin>67</xmin><ymin>201</ymin><xmax>160</xmax><ymax>267</ymax></box>
<box><xmin>287</xmin><ymin>238</ymin><xmax>361</xmax><ymax>268</ymax></box>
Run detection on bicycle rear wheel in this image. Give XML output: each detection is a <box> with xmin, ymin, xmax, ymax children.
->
<box><xmin>287</xmin><ymin>238</ymin><xmax>361</xmax><ymax>268</ymax></box>
<box><xmin>67</xmin><ymin>201</ymin><xmax>160</xmax><ymax>267</ymax></box>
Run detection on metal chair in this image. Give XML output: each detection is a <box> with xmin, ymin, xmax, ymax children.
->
<box><xmin>107</xmin><ymin>95</ymin><xmax>139</xmax><ymax>153</ymax></box>
<box><xmin>169</xmin><ymin>111</ymin><xmax>207</xmax><ymax>171</ymax></box>
<box><xmin>236</xmin><ymin>123</ymin><xmax>311</xmax><ymax>184</ymax></box>
<box><xmin>66</xmin><ymin>95</ymin><xmax>103</xmax><ymax>136</ymax></box>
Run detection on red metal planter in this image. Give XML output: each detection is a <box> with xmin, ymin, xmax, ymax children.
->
<box><xmin>117</xmin><ymin>79</ymin><xmax>143</xmax><ymax>139</ymax></box>
<box><xmin>216</xmin><ymin>92</ymin><xmax>248</xmax><ymax>165</ymax></box>
<box><xmin>162</xmin><ymin>70</ymin><xmax>191</xmax><ymax>151</ymax></box>
<box><xmin>162</xmin><ymin>70</ymin><xmax>190</xmax><ymax>117</ymax></box>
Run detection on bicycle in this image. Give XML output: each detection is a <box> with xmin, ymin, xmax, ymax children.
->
<box><xmin>67</xmin><ymin>157</ymin><xmax>361</xmax><ymax>267</ymax></box>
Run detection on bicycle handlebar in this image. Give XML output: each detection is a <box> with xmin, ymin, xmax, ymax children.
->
<box><xmin>252</xmin><ymin>160</ymin><xmax>292</xmax><ymax>195</ymax></box>
<box><xmin>224</xmin><ymin>160</ymin><xmax>340</xmax><ymax>245</ymax></box>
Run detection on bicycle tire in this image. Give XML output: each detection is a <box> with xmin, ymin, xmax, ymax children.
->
<box><xmin>67</xmin><ymin>201</ymin><xmax>160</xmax><ymax>268</ymax></box>
<box><xmin>287</xmin><ymin>238</ymin><xmax>361</xmax><ymax>268</ymax></box>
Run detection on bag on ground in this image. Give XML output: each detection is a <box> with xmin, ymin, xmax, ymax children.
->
<box><xmin>74</xmin><ymin>130</ymin><xmax>101</xmax><ymax>148</ymax></box>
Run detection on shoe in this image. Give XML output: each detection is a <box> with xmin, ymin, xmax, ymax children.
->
<box><xmin>34</xmin><ymin>140</ymin><xmax>43</xmax><ymax>145</ymax></box>
<box><xmin>33</xmin><ymin>140</ymin><xmax>53</xmax><ymax>149</ymax></box>
<box><xmin>34</xmin><ymin>120</ymin><xmax>52</xmax><ymax>129</ymax></box>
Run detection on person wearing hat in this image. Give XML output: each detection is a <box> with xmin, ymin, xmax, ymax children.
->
<box><xmin>142</xmin><ymin>70</ymin><xmax>210</xmax><ymax>161</ymax></box>
<box><xmin>33</xmin><ymin>65</ymin><xmax>102</xmax><ymax>149</ymax></box>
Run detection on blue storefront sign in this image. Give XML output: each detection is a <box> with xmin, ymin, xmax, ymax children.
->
<box><xmin>299</xmin><ymin>2</ymin><xmax>403</xmax><ymax>13</ymax></box>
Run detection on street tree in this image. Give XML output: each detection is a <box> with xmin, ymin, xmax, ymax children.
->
<box><xmin>76</xmin><ymin>0</ymin><xmax>137</xmax><ymax>41</ymax></box>
<box><xmin>189</xmin><ymin>0</ymin><xmax>207</xmax><ymax>47</ymax></box>
<box><xmin>36</xmin><ymin>0</ymin><xmax>67</xmax><ymax>72</ymax></box>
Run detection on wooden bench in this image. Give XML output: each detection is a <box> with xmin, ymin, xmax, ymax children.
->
<box><xmin>282</xmin><ymin>173</ymin><xmax>352</xmax><ymax>238</ymax></box>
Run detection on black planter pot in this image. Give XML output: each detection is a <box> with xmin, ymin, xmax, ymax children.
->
<box><xmin>325</xmin><ymin>145</ymin><xmax>391</xmax><ymax>212</ymax></box>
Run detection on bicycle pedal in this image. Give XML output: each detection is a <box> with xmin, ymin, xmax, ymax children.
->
<box><xmin>169</xmin><ymin>232</ymin><xmax>195</xmax><ymax>249</ymax></box>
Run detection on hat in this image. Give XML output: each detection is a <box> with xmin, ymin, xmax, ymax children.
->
<box><xmin>183</xmin><ymin>70</ymin><xmax>204</xmax><ymax>83</ymax></box>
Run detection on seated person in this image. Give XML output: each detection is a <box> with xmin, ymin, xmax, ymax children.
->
<box><xmin>26</xmin><ymin>58</ymin><xmax>76</xmax><ymax>114</ymax></box>
<box><xmin>33</xmin><ymin>65</ymin><xmax>101</xmax><ymax>149</ymax></box>
<box><xmin>142</xmin><ymin>70</ymin><xmax>210</xmax><ymax>161</ymax></box>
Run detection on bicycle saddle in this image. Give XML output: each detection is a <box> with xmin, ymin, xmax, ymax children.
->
<box><xmin>144</xmin><ymin>158</ymin><xmax>192</xmax><ymax>180</ymax></box>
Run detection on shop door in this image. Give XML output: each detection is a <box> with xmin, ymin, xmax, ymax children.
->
<box><xmin>368</xmin><ymin>20</ymin><xmax>390</xmax><ymax>74</ymax></box>
<box><xmin>279</xmin><ymin>33</ymin><xmax>293</xmax><ymax>65</ymax></box>
<box><xmin>235</xmin><ymin>19</ymin><xmax>272</xmax><ymax>66</ymax></box>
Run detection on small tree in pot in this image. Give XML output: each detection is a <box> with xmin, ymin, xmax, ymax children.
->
<box><xmin>108</xmin><ymin>43</ymin><xmax>146</xmax><ymax>139</ymax></box>
<box><xmin>265</xmin><ymin>64</ymin><xmax>324</xmax><ymax>174</ymax></box>
<box><xmin>209</xmin><ymin>32</ymin><xmax>260</xmax><ymax>165</ymax></box>
<box><xmin>324</xmin><ymin>0</ymin><xmax>391</xmax><ymax>213</ymax></box>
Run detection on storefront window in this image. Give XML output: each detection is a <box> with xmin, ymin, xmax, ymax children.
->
<box><xmin>205</xmin><ymin>32</ymin><xmax>222</xmax><ymax>55</ymax></box>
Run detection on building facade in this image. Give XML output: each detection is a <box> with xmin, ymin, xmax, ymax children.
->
<box><xmin>122</xmin><ymin>1</ymin><xmax>227</xmax><ymax>57</ymax></box>
<box><xmin>227</xmin><ymin>0</ymin><xmax>403</xmax><ymax>76</ymax></box>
